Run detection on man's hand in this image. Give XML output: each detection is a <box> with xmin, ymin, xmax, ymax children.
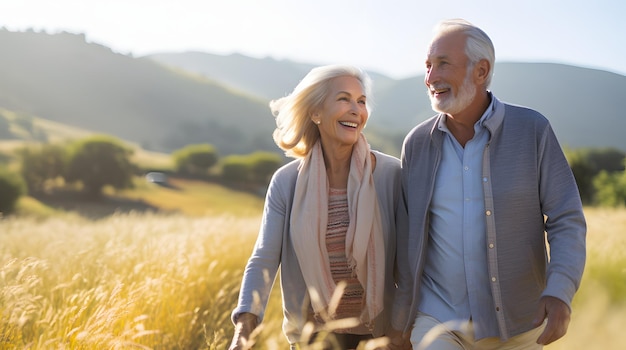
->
<box><xmin>532</xmin><ymin>296</ymin><xmax>571</xmax><ymax>345</ymax></box>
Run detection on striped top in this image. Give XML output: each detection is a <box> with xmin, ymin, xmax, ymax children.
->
<box><xmin>326</xmin><ymin>187</ymin><xmax>369</xmax><ymax>334</ymax></box>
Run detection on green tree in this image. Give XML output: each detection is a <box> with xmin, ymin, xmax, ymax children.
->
<box><xmin>0</xmin><ymin>166</ymin><xmax>27</xmax><ymax>214</ymax></box>
<box><xmin>65</xmin><ymin>135</ymin><xmax>134</xmax><ymax>197</ymax></box>
<box><xmin>220</xmin><ymin>152</ymin><xmax>283</xmax><ymax>190</ymax></box>
<box><xmin>17</xmin><ymin>143</ymin><xmax>68</xmax><ymax>194</ymax></box>
<box><xmin>566</xmin><ymin>149</ymin><xmax>595</xmax><ymax>204</ymax></box>
<box><xmin>248</xmin><ymin>151</ymin><xmax>282</xmax><ymax>185</ymax></box>
<box><xmin>593</xmin><ymin>158</ymin><xmax>626</xmax><ymax>207</ymax></box>
<box><xmin>565</xmin><ymin>147</ymin><xmax>626</xmax><ymax>204</ymax></box>
<box><xmin>172</xmin><ymin>144</ymin><xmax>219</xmax><ymax>176</ymax></box>
<box><xmin>583</xmin><ymin>148</ymin><xmax>625</xmax><ymax>173</ymax></box>
<box><xmin>221</xmin><ymin>155</ymin><xmax>250</xmax><ymax>184</ymax></box>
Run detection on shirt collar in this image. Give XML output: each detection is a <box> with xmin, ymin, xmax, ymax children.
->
<box><xmin>436</xmin><ymin>91</ymin><xmax>496</xmax><ymax>134</ymax></box>
<box><xmin>476</xmin><ymin>92</ymin><xmax>496</xmax><ymax>131</ymax></box>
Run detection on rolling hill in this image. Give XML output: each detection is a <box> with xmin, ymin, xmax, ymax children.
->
<box><xmin>148</xmin><ymin>51</ymin><xmax>626</xmax><ymax>152</ymax></box>
<box><xmin>0</xmin><ymin>29</ymin><xmax>276</xmax><ymax>155</ymax></box>
<box><xmin>0</xmin><ymin>29</ymin><xmax>624</xmax><ymax>159</ymax></box>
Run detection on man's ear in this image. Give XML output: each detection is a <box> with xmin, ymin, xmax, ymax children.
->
<box><xmin>474</xmin><ymin>59</ymin><xmax>491</xmax><ymax>85</ymax></box>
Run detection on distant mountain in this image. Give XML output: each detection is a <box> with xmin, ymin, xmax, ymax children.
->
<box><xmin>0</xmin><ymin>29</ymin><xmax>276</xmax><ymax>155</ymax></box>
<box><xmin>0</xmin><ymin>29</ymin><xmax>624</xmax><ymax>159</ymax></box>
<box><xmin>149</xmin><ymin>52</ymin><xmax>626</xmax><ymax>152</ymax></box>
<box><xmin>489</xmin><ymin>62</ymin><xmax>625</xmax><ymax>150</ymax></box>
<box><xmin>147</xmin><ymin>52</ymin><xmax>314</xmax><ymax>100</ymax></box>
<box><xmin>147</xmin><ymin>52</ymin><xmax>398</xmax><ymax>101</ymax></box>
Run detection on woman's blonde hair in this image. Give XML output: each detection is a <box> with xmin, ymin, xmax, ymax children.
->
<box><xmin>270</xmin><ymin>64</ymin><xmax>372</xmax><ymax>159</ymax></box>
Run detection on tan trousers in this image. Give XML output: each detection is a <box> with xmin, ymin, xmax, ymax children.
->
<box><xmin>410</xmin><ymin>313</ymin><xmax>546</xmax><ymax>350</ymax></box>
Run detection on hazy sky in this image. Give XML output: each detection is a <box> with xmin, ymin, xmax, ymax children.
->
<box><xmin>1</xmin><ymin>0</ymin><xmax>624</xmax><ymax>79</ymax></box>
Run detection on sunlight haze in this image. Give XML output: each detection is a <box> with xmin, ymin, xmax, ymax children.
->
<box><xmin>1</xmin><ymin>0</ymin><xmax>624</xmax><ymax>79</ymax></box>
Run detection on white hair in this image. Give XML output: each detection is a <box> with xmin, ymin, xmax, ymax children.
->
<box><xmin>434</xmin><ymin>19</ymin><xmax>496</xmax><ymax>87</ymax></box>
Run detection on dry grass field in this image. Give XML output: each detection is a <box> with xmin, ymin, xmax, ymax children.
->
<box><xmin>548</xmin><ymin>207</ymin><xmax>626</xmax><ymax>350</ymax></box>
<box><xmin>0</xmin><ymin>213</ymin><xmax>262</xmax><ymax>349</ymax></box>
<box><xmin>1</xmin><ymin>188</ymin><xmax>624</xmax><ymax>349</ymax></box>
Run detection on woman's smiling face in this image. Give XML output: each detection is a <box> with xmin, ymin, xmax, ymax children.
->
<box><xmin>312</xmin><ymin>75</ymin><xmax>368</xmax><ymax>151</ymax></box>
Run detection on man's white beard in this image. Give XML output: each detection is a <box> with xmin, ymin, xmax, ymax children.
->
<box><xmin>430</xmin><ymin>72</ymin><xmax>476</xmax><ymax>115</ymax></box>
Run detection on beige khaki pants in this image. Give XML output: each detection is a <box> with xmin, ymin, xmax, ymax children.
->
<box><xmin>410</xmin><ymin>312</ymin><xmax>545</xmax><ymax>350</ymax></box>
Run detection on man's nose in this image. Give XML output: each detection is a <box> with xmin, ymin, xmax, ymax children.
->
<box><xmin>425</xmin><ymin>68</ymin><xmax>438</xmax><ymax>86</ymax></box>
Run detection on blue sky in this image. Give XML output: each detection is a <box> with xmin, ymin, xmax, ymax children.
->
<box><xmin>1</xmin><ymin>0</ymin><xmax>624</xmax><ymax>79</ymax></box>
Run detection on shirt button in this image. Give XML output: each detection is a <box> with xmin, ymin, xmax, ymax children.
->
<box><xmin>486</xmin><ymin>210</ymin><xmax>492</xmax><ymax>216</ymax></box>
<box><xmin>464</xmin><ymin>166</ymin><xmax>469</xmax><ymax>171</ymax></box>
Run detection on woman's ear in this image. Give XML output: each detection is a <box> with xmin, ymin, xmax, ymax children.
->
<box><xmin>311</xmin><ymin>113</ymin><xmax>321</xmax><ymax>125</ymax></box>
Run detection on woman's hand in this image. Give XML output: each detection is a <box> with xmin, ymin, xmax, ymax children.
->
<box><xmin>228</xmin><ymin>312</ymin><xmax>259</xmax><ymax>350</ymax></box>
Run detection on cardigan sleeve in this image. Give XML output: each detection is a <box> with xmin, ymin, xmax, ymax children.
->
<box><xmin>231</xmin><ymin>167</ymin><xmax>289</xmax><ymax>324</ymax></box>
<box><xmin>537</xmin><ymin>123</ymin><xmax>587</xmax><ymax>307</ymax></box>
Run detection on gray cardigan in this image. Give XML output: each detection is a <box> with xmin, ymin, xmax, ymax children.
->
<box><xmin>231</xmin><ymin>150</ymin><xmax>406</xmax><ymax>345</ymax></box>
<box><xmin>394</xmin><ymin>96</ymin><xmax>586</xmax><ymax>340</ymax></box>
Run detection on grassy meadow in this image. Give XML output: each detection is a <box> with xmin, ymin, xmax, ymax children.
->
<box><xmin>0</xmin><ymin>178</ymin><xmax>625</xmax><ymax>349</ymax></box>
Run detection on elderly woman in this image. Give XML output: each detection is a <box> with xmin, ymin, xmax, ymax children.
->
<box><xmin>229</xmin><ymin>65</ymin><xmax>406</xmax><ymax>350</ymax></box>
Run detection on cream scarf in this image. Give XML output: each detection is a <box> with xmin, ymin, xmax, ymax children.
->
<box><xmin>290</xmin><ymin>134</ymin><xmax>384</xmax><ymax>324</ymax></box>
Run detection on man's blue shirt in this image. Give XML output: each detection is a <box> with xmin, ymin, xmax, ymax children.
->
<box><xmin>418</xmin><ymin>97</ymin><xmax>498</xmax><ymax>336</ymax></box>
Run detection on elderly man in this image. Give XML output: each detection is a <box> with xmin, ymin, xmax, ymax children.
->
<box><xmin>390</xmin><ymin>19</ymin><xmax>586</xmax><ymax>350</ymax></box>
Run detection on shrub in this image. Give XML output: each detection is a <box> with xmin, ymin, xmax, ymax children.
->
<box><xmin>65</xmin><ymin>135</ymin><xmax>134</xmax><ymax>197</ymax></box>
<box><xmin>172</xmin><ymin>144</ymin><xmax>219</xmax><ymax>177</ymax></box>
<box><xmin>17</xmin><ymin>143</ymin><xmax>68</xmax><ymax>194</ymax></box>
<box><xmin>0</xmin><ymin>167</ymin><xmax>27</xmax><ymax>214</ymax></box>
<box><xmin>593</xmin><ymin>169</ymin><xmax>626</xmax><ymax>207</ymax></box>
<box><xmin>248</xmin><ymin>151</ymin><xmax>282</xmax><ymax>185</ymax></box>
<box><xmin>221</xmin><ymin>155</ymin><xmax>250</xmax><ymax>183</ymax></box>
